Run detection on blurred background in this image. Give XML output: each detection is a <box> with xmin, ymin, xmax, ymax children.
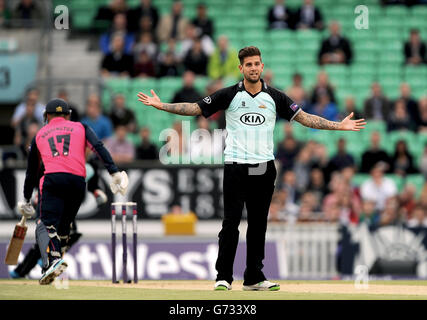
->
<box><xmin>1</xmin><ymin>0</ymin><xmax>427</xmax><ymax>281</ymax></box>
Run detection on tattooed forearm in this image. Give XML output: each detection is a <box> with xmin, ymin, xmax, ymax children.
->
<box><xmin>160</xmin><ymin>103</ymin><xmax>202</xmax><ymax>116</ymax></box>
<box><xmin>294</xmin><ymin>110</ymin><xmax>341</xmax><ymax>130</ymax></box>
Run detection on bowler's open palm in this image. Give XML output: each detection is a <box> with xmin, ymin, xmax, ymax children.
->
<box><xmin>137</xmin><ymin>90</ymin><xmax>162</xmax><ymax>109</ymax></box>
<box><xmin>340</xmin><ymin>112</ymin><xmax>367</xmax><ymax>131</ymax></box>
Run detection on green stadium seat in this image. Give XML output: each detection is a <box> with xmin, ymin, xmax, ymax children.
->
<box><xmin>384</xmin><ymin>174</ymin><xmax>404</xmax><ymax>192</ymax></box>
<box><xmin>353</xmin><ymin>173</ymin><xmax>370</xmax><ymax>187</ymax></box>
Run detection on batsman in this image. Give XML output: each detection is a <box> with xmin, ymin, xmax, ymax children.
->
<box><xmin>20</xmin><ymin>98</ymin><xmax>128</xmax><ymax>285</ymax></box>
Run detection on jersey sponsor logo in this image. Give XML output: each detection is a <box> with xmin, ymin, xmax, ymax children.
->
<box><xmin>240</xmin><ymin>113</ymin><xmax>266</xmax><ymax>126</ymax></box>
<box><xmin>203</xmin><ymin>96</ymin><xmax>211</xmax><ymax>104</ymax></box>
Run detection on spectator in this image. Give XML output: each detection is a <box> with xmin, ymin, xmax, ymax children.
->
<box><xmin>179</xmin><ymin>23</ymin><xmax>215</xmax><ymax>59</ymax></box>
<box><xmin>13</xmin><ymin>102</ymin><xmax>42</xmax><ymax>148</ymax></box>
<box><xmin>293</xmin><ymin>146</ymin><xmax>312</xmax><ymax>192</ymax></box>
<box><xmin>157</xmin><ymin>39</ymin><xmax>181</xmax><ymax>77</ymax></box>
<box><xmin>57</xmin><ymin>89</ymin><xmax>80</xmax><ymax>122</ymax></box>
<box><xmin>183</xmin><ymin>38</ymin><xmax>209</xmax><ymax>75</ymax></box>
<box><xmin>416</xmin><ymin>96</ymin><xmax>427</xmax><ymax>132</ymax></box>
<box><xmin>404</xmin><ymin>29</ymin><xmax>427</xmax><ymax>65</ymax></box>
<box><xmin>156</xmin><ymin>0</ymin><xmax>189</xmax><ymax>42</ymax></box>
<box><xmin>276</xmin><ymin>189</ymin><xmax>300</xmax><ymax>222</ymax></box>
<box><xmin>299</xmin><ymin>191</ymin><xmax>321</xmax><ymax>221</ymax></box>
<box><xmin>286</xmin><ymin>73</ymin><xmax>308</xmax><ymax>108</ymax></box>
<box><xmin>104</xmin><ymin>125</ymin><xmax>135</xmax><ymax>164</ymax></box>
<box><xmin>268</xmin><ymin>196</ymin><xmax>286</xmax><ymax>222</ymax></box>
<box><xmin>379</xmin><ymin>197</ymin><xmax>402</xmax><ymax>226</ymax></box>
<box><xmin>0</xmin><ymin>0</ymin><xmax>11</xmax><ymax>28</ymax></box>
<box><xmin>276</xmin><ymin>134</ymin><xmax>301</xmax><ymax>172</ymax></box>
<box><xmin>361</xmin><ymin>131</ymin><xmax>391</xmax><ymax>173</ymax></box>
<box><xmin>420</xmin><ymin>143</ymin><xmax>427</xmax><ymax>179</ymax></box>
<box><xmin>192</xmin><ymin>3</ymin><xmax>214</xmax><ymax>38</ymax></box>
<box><xmin>127</xmin><ymin>0</ymin><xmax>159</xmax><ymax>32</ymax></box>
<box><xmin>363</xmin><ymin>82</ymin><xmax>391</xmax><ymax>121</ymax></box>
<box><xmin>295</xmin><ymin>0</ymin><xmax>324</xmax><ymax>30</ymax></box>
<box><xmin>109</xmin><ymin>94</ymin><xmax>137</xmax><ymax>132</ymax></box>
<box><xmin>407</xmin><ymin>205</ymin><xmax>427</xmax><ymax>228</ymax></box>
<box><xmin>136</xmin><ymin>127</ymin><xmax>158</xmax><ymax>160</ymax></box>
<box><xmin>100</xmin><ymin>13</ymin><xmax>134</xmax><ymax>54</ymax></box>
<box><xmin>207</xmin><ymin>35</ymin><xmax>240</xmax><ymax>80</ymax></box>
<box><xmin>94</xmin><ymin>0</ymin><xmax>128</xmax><ymax>23</ymax></box>
<box><xmin>338</xmin><ymin>96</ymin><xmax>362</xmax><ymax>121</ymax></box>
<box><xmin>190</xmin><ymin>115</ymin><xmax>224</xmax><ymax>162</ymax></box>
<box><xmin>360</xmin><ymin>161</ymin><xmax>398</xmax><ymax>211</ymax></box>
<box><xmin>307</xmin><ymin>166</ymin><xmax>328</xmax><ymax>204</ymax></box>
<box><xmin>12</xmin><ymin>0</ymin><xmax>43</xmax><ymax>27</ymax></box>
<box><xmin>310</xmin><ymin>71</ymin><xmax>336</xmax><ymax>105</ymax></box>
<box><xmin>18</xmin><ymin>120</ymin><xmax>39</xmax><ymax>158</ymax></box>
<box><xmin>318</xmin><ymin>21</ymin><xmax>352</xmax><ymax>65</ymax></box>
<box><xmin>309</xmin><ymin>140</ymin><xmax>329</xmax><ymax>169</ymax></box>
<box><xmin>387</xmin><ymin>98</ymin><xmax>415</xmax><ymax>132</ymax></box>
<box><xmin>100</xmin><ymin>34</ymin><xmax>134</xmax><ymax>77</ymax></box>
<box><xmin>390</xmin><ymin>140</ymin><xmax>417</xmax><ymax>176</ymax></box>
<box><xmin>11</xmin><ymin>88</ymin><xmax>44</xmax><ymax>128</ymax></box>
<box><xmin>138</xmin><ymin>16</ymin><xmax>157</xmax><ymax>40</ymax></box>
<box><xmin>267</xmin><ymin>0</ymin><xmax>294</xmax><ymax>30</ymax></box>
<box><xmin>311</xmin><ymin>92</ymin><xmax>338</xmax><ymax>121</ymax></box>
<box><xmin>81</xmin><ymin>94</ymin><xmax>113</xmax><ymax>140</ymax></box>
<box><xmin>399</xmin><ymin>184</ymin><xmax>417</xmax><ymax>220</ymax></box>
<box><xmin>133</xmin><ymin>50</ymin><xmax>156</xmax><ymax>78</ymax></box>
<box><xmin>328</xmin><ymin>138</ymin><xmax>355</xmax><ymax>172</ymax></box>
<box><xmin>171</xmin><ymin>71</ymin><xmax>203</xmax><ymax>104</ymax></box>
<box><xmin>280</xmin><ymin>170</ymin><xmax>301</xmax><ymax>205</ymax></box>
<box><xmin>359</xmin><ymin>200</ymin><xmax>380</xmax><ymax>227</ymax></box>
<box><xmin>133</xmin><ymin>32</ymin><xmax>157</xmax><ymax>60</ymax></box>
<box><xmin>398</xmin><ymin>83</ymin><xmax>419</xmax><ymax>124</ymax></box>
<box><xmin>263</xmin><ymin>69</ymin><xmax>275</xmax><ymax>87</ymax></box>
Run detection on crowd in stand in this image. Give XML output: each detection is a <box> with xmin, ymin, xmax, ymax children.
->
<box><xmin>5</xmin><ymin>0</ymin><xmax>427</xmax><ymax>226</ymax></box>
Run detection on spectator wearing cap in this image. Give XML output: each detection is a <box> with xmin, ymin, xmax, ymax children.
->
<box><xmin>404</xmin><ymin>29</ymin><xmax>427</xmax><ymax>65</ymax></box>
<box><xmin>100</xmin><ymin>34</ymin><xmax>134</xmax><ymax>77</ymax></box>
<box><xmin>360</xmin><ymin>162</ymin><xmax>398</xmax><ymax>212</ymax></box>
<box><xmin>192</xmin><ymin>3</ymin><xmax>214</xmax><ymax>38</ymax></box>
<box><xmin>318</xmin><ymin>21</ymin><xmax>352</xmax><ymax>65</ymax></box>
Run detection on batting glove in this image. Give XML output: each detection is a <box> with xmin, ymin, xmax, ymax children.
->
<box><xmin>110</xmin><ymin>171</ymin><xmax>129</xmax><ymax>196</ymax></box>
<box><xmin>17</xmin><ymin>200</ymin><xmax>35</xmax><ymax>219</ymax></box>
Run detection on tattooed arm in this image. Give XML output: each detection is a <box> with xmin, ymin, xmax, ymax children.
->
<box><xmin>294</xmin><ymin>110</ymin><xmax>366</xmax><ymax>131</ymax></box>
<box><xmin>137</xmin><ymin>90</ymin><xmax>202</xmax><ymax>116</ymax></box>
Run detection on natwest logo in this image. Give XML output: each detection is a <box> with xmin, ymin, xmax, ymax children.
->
<box><xmin>240</xmin><ymin>113</ymin><xmax>265</xmax><ymax>126</ymax></box>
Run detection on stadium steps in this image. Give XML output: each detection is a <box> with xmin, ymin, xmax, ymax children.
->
<box><xmin>48</xmin><ymin>30</ymin><xmax>102</xmax><ymax>110</ymax></box>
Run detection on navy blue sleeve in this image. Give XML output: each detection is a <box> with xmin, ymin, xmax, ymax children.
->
<box><xmin>268</xmin><ymin>86</ymin><xmax>301</xmax><ymax>121</ymax></box>
<box><xmin>83</xmin><ymin>124</ymin><xmax>119</xmax><ymax>174</ymax></box>
<box><xmin>23</xmin><ymin>137</ymin><xmax>41</xmax><ymax>200</ymax></box>
<box><xmin>196</xmin><ymin>85</ymin><xmax>236</xmax><ymax>118</ymax></box>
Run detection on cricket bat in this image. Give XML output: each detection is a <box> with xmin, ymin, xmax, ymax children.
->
<box><xmin>4</xmin><ymin>216</ymin><xmax>27</xmax><ymax>265</ymax></box>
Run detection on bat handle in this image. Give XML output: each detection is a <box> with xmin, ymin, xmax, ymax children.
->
<box><xmin>19</xmin><ymin>216</ymin><xmax>27</xmax><ymax>226</ymax></box>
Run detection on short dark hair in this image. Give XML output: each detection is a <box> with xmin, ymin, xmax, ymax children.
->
<box><xmin>238</xmin><ymin>46</ymin><xmax>261</xmax><ymax>64</ymax></box>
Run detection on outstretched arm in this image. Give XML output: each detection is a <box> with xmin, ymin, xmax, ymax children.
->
<box><xmin>137</xmin><ymin>90</ymin><xmax>202</xmax><ymax>116</ymax></box>
<box><xmin>294</xmin><ymin>110</ymin><xmax>366</xmax><ymax>131</ymax></box>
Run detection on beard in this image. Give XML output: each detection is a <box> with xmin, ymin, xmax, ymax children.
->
<box><xmin>244</xmin><ymin>73</ymin><xmax>261</xmax><ymax>83</ymax></box>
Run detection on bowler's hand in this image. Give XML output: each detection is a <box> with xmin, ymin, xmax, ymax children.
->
<box><xmin>137</xmin><ymin>90</ymin><xmax>162</xmax><ymax>110</ymax></box>
<box><xmin>339</xmin><ymin>112</ymin><xmax>367</xmax><ymax>131</ymax></box>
